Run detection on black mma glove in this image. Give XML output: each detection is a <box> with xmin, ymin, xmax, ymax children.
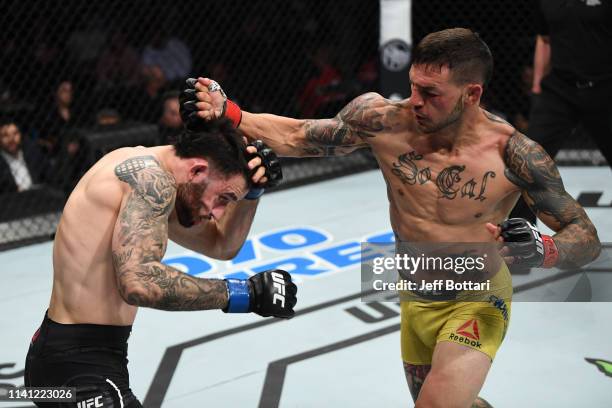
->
<box><xmin>224</xmin><ymin>270</ymin><xmax>297</xmax><ymax>318</ymax></box>
<box><xmin>244</xmin><ymin>140</ymin><xmax>283</xmax><ymax>200</ymax></box>
<box><xmin>180</xmin><ymin>78</ymin><xmax>242</xmax><ymax>129</ymax></box>
<box><xmin>179</xmin><ymin>78</ymin><xmax>200</xmax><ymax>129</ymax></box>
<box><xmin>500</xmin><ymin>218</ymin><xmax>559</xmax><ymax>268</ymax></box>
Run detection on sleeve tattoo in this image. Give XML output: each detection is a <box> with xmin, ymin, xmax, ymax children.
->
<box><xmin>112</xmin><ymin>155</ymin><xmax>228</xmax><ymax>310</ymax></box>
<box><xmin>504</xmin><ymin>132</ymin><xmax>601</xmax><ymax>269</ymax></box>
<box><xmin>301</xmin><ymin>92</ymin><xmax>401</xmax><ymax>156</ymax></box>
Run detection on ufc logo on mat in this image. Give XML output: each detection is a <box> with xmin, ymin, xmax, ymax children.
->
<box><xmin>77</xmin><ymin>395</ymin><xmax>104</xmax><ymax>408</ymax></box>
<box><xmin>271</xmin><ymin>272</ymin><xmax>286</xmax><ymax>308</ymax></box>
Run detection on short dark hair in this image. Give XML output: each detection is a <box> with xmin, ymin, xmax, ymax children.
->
<box><xmin>173</xmin><ymin>118</ymin><xmax>251</xmax><ymax>184</ymax></box>
<box><xmin>411</xmin><ymin>28</ymin><xmax>493</xmax><ymax>88</ymax></box>
<box><xmin>0</xmin><ymin>116</ymin><xmax>17</xmax><ymax>129</ymax></box>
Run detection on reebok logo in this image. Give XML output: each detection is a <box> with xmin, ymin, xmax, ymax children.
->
<box><xmin>449</xmin><ymin>320</ymin><xmax>482</xmax><ymax>348</ymax></box>
<box><xmin>271</xmin><ymin>272</ymin><xmax>286</xmax><ymax>308</ymax></box>
<box><xmin>457</xmin><ymin>319</ymin><xmax>480</xmax><ymax>340</ymax></box>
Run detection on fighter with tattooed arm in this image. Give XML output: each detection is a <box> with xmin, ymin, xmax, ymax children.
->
<box><xmin>24</xmin><ymin>119</ymin><xmax>296</xmax><ymax>407</ymax></box>
<box><xmin>181</xmin><ymin>28</ymin><xmax>600</xmax><ymax>407</ymax></box>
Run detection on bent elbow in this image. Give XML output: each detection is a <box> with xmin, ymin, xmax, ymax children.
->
<box><xmin>216</xmin><ymin>246</ymin><xmax>241</xmax><ymax>261</ymax></box>
<box><xmin>119</xmin><ymin>282</ymin><xmax>151</xmax><ymax>307</ymax></box>
<box><xmin>284</xmin><ymin>123</ymin><xmax>311</xmax><ymax>157</ymax></box>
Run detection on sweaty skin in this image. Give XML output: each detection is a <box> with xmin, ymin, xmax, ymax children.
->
<box><xmin>49</xmin><ymin>145</ymin><xmax>257</xmax><ymax>325</ymax></box>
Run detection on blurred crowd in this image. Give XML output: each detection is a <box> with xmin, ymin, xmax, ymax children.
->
<box><xmin>1</xmin><ymin>0</ymin><xmax>608</xmax><ymax>221</ymax></box>
<box><xmin>0</xmin><ymin>0</ymin><xmax>378</xmax><ymax>198</ymax></box>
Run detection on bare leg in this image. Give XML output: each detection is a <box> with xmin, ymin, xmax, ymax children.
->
<box><xmin>404</xmin><ymin>341</ymin><xmax>493</xmax><ymax>408</ymax></box>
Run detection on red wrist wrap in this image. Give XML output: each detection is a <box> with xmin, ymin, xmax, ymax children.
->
<box><xmin>542</xmin><ymin>235</ymin><xmax>559</xmax><ymax>268</ymax></box>
<box><xmin>225</xmin><ymin>99</ymin><xmax>242</xmax><ymax>128</ymax></box>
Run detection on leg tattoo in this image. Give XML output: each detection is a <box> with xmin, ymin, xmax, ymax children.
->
<box><xmin>403</xmin><ymin>362</ymin><xmax>431</xmax><ymax>402</ymax></box>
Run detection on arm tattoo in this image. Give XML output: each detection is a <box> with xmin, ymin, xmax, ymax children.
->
<box><xmin>504</xmin><ymin>132</ymin><xmax>601</xmax><ymax>268</ymax></box>
<box><xmin>112</xmin><ymin>155</ymin><xmax>229</xmax><ymax>310</ymax></box>
<box><xmin>302</xmin><ymin>92</ymin><xmax>400</xmax><ymax>156</ymax></box>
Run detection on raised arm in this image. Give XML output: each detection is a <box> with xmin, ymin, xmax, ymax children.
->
<box><xmin>167</xmin><ymin>141</ymin><xmax>280</xmax><ymax>259</ymax></box>
<box><xmin>111</xmin><ymin>155</ymin><xmax>229</xmax><ymax>310</ymax></box>
<box><xmin>239</xmin><ymin>92</ymin><xmax>390</xmax><ymax>157</ymax></box>
<box><xmin>183</xmin><ymin>78</ymin><xmax>402</xmax><ymax>157</ymax></box>
<box><xmin>503</xmin><ymin>132</ymin><xmax>601</xmax><ymax>269</ymax></box>
<box><xmin>168</xmin><ymin>199</ymin><xmax>258</xmax><ymax>260</ymax></box>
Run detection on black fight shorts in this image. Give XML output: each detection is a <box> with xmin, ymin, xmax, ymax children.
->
<box><xmin>24</xmin><ymin>311</ymin><xmax>142</xmax><ymax>408</ymax></box>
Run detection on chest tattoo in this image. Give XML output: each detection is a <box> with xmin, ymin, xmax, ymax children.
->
<box><xmin>391</xmin><ymin>151</ymin><xmax>496</xmax><ymax>201</ymax></box>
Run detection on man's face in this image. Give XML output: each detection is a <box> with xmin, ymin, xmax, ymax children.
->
<box><xmin>57</xmin><ymin>81</ymin><xmax>73</xmax><ymax>106</ymax></box>
<box><xmin>160</xmin><ymin>97</ymin><xmax>182</xmax><ymax>129</ymax></box>
<box><xmin>408</xmin><ymin>64</ymin><xmax>467</xmax><ymax>134</ymax></box>
<box><xmin>0</xmin><ymin>124</ymin><xmax>22</xmax><ymax>155</ymax></box>
<box><xmin>175</xmin><ymin>170</ymin><xmax>248</xmax><ymax>228</ymax></box>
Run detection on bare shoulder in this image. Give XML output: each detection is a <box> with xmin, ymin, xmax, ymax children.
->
<box><xmin>479</xmin><ymin>109</ymin><xmax>520</xmax><ymax>156</ymax></box>
<box><xmin>112</xmin><ymin>151</ymin><xmax>176</xmax><ymax>216</ymax></box>
<box><xmin>338</xmin><ymin>92</ymin><xmax>410</xmax><ymax>134</ymax></box>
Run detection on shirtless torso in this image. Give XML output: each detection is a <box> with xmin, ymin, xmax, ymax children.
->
<box><xmin>185</xmin><ymin>51</ymin><xmax>599</xmax><ymax>406</ymax></box>
<box><xmin>27</xmin><ymin>125</ymin><xmax>297</xmax><ymax>406</ymax></box>
<box><xmin>48</xmin><ymin>144</ymin><xmax>257</xmax><ymax>326</ymax></box>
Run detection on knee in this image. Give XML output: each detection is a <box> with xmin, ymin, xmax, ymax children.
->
<box><xmin>414</xmin><ymin>372</ymin><xmax>468</xmax><ymax>408</ymax></box>
<box><xmin>414</xmin><ymin>373</ymin><xmax>449</xmax><ymax>408</ymax></box>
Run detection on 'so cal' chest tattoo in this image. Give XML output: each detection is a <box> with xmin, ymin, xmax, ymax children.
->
<box><xmin>390</xmin><ymin>151</ymin><xmax>496</xmax><ymax>201</ymax></box>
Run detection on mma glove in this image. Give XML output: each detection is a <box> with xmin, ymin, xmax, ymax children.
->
<box><xmin>180</xmin><ymin>78</ymin><xmax>242</xmax><ymax>129</ymax></box>
<box><xmin>224</xmin><ymin>270</ymin><xmax>297</xmax><ymax>318</ymax></box>
<box><xmin>244</xmin><ymin>140</ymin><xmax>283</xmax><ymax>200</ymax></box>
<box><xmin>500</xmin><ymin>218</ymin><xmax>559</xmax><ymax>268</ymax></box>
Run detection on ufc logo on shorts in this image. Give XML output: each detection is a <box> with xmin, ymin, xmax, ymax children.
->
<box><xmin>527</xmin><ymin>221</ymin><xmax>544</xmax><ymax>255</ymax></box>
<box><xmin>77</xmin><ymin>396</ymin><xmax>104</xmax><ymax>408</ymax></box>
<box><xmin>271</xmin><ymin>272</ymin><xmax>286</xmax><ymax>308</ymax></box>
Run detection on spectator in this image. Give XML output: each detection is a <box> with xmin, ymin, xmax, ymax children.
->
<box><xmin>158</xmin><ymin>91</ymin><xmax>182</xmax><ymax>144</ymax></box>
<box><xmin>141</xmin><ymin>29</ymin><xmax>192</xmax><ymax>83</ymax></box>
<box><xmin>37</xmin><ymin>80</ymin><xmax>83</xmax><ymax>193</ymax></box>
<box><xmin>0</xmin><ymin>118</ymin><xmax>49</xmax><ymax>194</ymax></box>
<box><xmin>38</xmin><ymin>80</ymin><xmax>77</xmax><ymax>159</ymax></box>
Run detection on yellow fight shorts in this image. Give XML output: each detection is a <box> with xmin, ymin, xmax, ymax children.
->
<box><xmin>400</xmin><ymin>263</ymin><xmax>512</xmax><ymax>365</ymax></box>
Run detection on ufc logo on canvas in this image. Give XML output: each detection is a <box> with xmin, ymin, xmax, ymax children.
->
<box><xmin>77</xmin><ymin>396</ymin><xmax>104</xmax><ymax>408</ymax></box>
<box><xmin>271</xmin><ymin>272</ymin><xmax>286</xmax><ymax>308</ymax></box>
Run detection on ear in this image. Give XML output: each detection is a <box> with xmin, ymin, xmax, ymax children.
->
<box><xmin>189</xmin><ymin>159</ymin><xmax>209</xmax><ymax>182</ymax></box>
<box><xmin>465</xmin><ymin>84</ymin><xmax>483</xmax><ymax>106</ymax></box>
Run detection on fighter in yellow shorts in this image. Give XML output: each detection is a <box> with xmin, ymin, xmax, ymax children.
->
<box><xmin>181</xmin><ymin>28</ymin><xmax>601</xmax><ymax>408</ymax></box>
<box><xmin>401</xmin><ymin>262</ymin><xmax>513</xmax><ymax>366</ymax></box>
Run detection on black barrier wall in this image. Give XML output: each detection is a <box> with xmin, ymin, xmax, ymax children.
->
<box><xmin>0</xmin><ymin>0</ymin><xmax>604</xmax><ymax>248</ymax></box>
